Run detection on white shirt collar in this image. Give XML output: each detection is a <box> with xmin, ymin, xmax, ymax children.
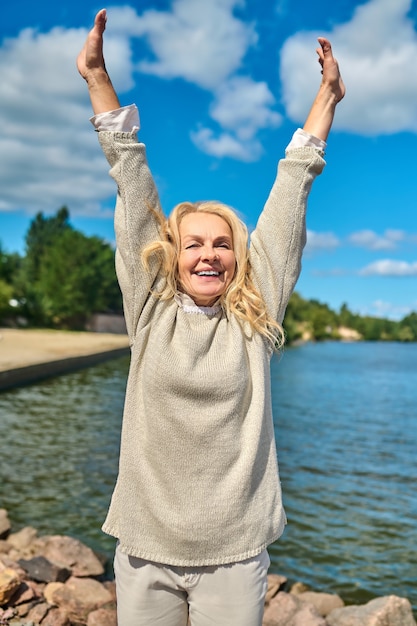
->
<box><xmin>174</xmin><ymin>292</ymin><xmax>222</xmax><ymax>315</ymax></box>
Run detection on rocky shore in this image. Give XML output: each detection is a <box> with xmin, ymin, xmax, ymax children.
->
<box><xmin>0</xmin><ymin>510</ymin><xmax>415</xmax><ymax>626</ymax></box>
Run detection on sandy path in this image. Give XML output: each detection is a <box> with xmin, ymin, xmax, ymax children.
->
<box><xmin>0</xmin><ymin>328</ymin><xmax>130</xmax><ymax>372</ymax></box>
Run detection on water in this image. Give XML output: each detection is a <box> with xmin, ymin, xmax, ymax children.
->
<box><xmin>0</xmin><ymin>342</ymin><xmax>416</xmax><ymax>612</ymax></box>
<box><xmin>270</xmin><ymin>342</ymin><xmax>417</xmax><ymax>611</ymax></box>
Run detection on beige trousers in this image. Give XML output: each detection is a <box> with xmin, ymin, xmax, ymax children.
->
<box><xmin>114</xmin><ymin>544</ymin><xmax>270</xmax><ymax>626</ymax></box>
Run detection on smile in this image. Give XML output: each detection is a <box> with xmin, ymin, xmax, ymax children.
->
<box><xmin>196</xmin><ymin>271</ymin><xmax>220</xmax><ymax>276</ymax></box>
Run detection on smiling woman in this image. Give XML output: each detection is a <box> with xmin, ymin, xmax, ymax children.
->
<box><xmin>76</xmin><ymin>8</ymin><xmax>344</xmax><ymax>626</ymax></box>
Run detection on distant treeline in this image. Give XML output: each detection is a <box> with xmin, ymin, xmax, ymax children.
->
<box><xmin>1</xmin><ymin>207</ymin><xmax>416</xmax><ymax>341</ymax></box>
<box><xmin>283</xmin><ymin>291</ymin><xmax>417</xmax><ymax>343</ymax></box>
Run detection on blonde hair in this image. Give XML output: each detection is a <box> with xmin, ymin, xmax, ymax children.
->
<box><xmin>142</xmin><ymin>201</ymin><xmax>284</xmax><ymax>349</ymax></box>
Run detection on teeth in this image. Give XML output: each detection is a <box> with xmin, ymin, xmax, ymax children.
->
<box><xmin>197</xmin><ymin>271</ymin><xmax>219</xmax><ymax>276</ymax></box>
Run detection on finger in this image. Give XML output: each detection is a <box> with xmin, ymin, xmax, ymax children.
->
<box><xmin>95</xmin><ymin>8</ymin><xmax>107</xmax><ymax>33</ymax></box>
<box><xmin>316</xmin><ymin>47</ymin><xmax>324</xmax><ymax>66</ymax></box>
<box><xmin>317</xmin><ymin>37</ymin><xmax>335</xmax><ymax>60</ymax></box>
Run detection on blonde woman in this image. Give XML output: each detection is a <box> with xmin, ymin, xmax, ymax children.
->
<box><xmin>78</xmin><ymin>10</ymin><xmax>344</xmax><ymax>626</ymax></box>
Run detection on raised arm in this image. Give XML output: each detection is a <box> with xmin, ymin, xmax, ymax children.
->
<box><xmin>250</xmin><ymin>38</ymin><xmax>344</xmax><ymax>324</ymax></box>
<box><xmin>303</xmin><ymin>37</ymin><xmax>345</xmax><ymax>142</ymax></box>
<box><xmin>77</xmin><ymin>11</ymin><xmax>163</xmax><ymax>341</ymax></box>
<box><xmin>77</xmin><ymin>9</ymin><xmax>120</xmax><ymax>114</ymax></box>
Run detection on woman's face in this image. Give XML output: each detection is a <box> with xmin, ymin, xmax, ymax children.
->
<box><xmin>178</xmin><ymin>212</ymin><xmax>236</xmax><ymax>306</ymax></box>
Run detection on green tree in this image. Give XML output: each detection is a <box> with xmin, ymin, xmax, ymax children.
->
<box><xmin>0</xmin><ymin>279</ymin><xmax>14</xmax><ymax>319</ymax></box>
<box><xmin>20</xmin><ymin>207</ymin><xmax>72</xmax><ymax>323</ymax></box>
<box><xmin>0</xmin><ymin>245</ymin><xmax>22</xmax><ymax>286</ymax></box>
<box><xmin>37</xmin><ymin>229</ymin><xmax>121</xmax><ymax>328</ymax></box>
<box><xmin>398</xmin><ymin>312</ymin><xmax>417</xmax><ymax>341</ymax></box>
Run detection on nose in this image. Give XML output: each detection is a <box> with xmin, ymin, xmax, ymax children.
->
<box><xmin>201</xmin><ymin>245</ymin><xmax>218</xmax><ymax>261</ymax></box>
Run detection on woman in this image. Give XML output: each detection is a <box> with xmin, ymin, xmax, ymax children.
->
<box><xmin>77</xmin><ymin>10</ymin><xmax>344</xmax><ymax>626</ymax></box>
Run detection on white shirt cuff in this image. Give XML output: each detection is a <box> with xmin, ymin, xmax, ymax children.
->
<box><xmin>286</xmin><ymin>128</ymin><xmax>326</xmax><ymax>153</ymax></box>
<box><xmin>90</xmin><ymin>104</ymin><xmax>140</xmax><ymax>132</ymax></box>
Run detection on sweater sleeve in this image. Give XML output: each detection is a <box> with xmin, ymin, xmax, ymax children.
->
<box><xmin>249</xmin><ymin>146</ymin><xmax>325</xmax><ymax>324</ymax></box>
<box><xmin>98</xmin><ymin>131</ymin><xmax>163</xmax><ymax>341</ymax></box>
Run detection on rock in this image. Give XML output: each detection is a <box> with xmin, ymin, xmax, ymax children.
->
<box><xmin>9</xmin><ymin>580</ymin><xmax>40</xmax><ymax>606</ymax></box>
<box><xmin>263</xmin><ymin>591</ymin><xmax>327</xmax><ymax>626</ymax></box>
<box><xmin>265</xmin><ymin>574</ymin><xmax>287</xmax><ymax>603</ymax></box>
<box><xmin>18</xmin><ymin>556</ymin><xmax>71</xmax><ymax>583</ymax></box>
<box><xmin>87</xmin><ymin>606</ymin><xmax>117</xmax><ymax>626</ymax></box>
<box><xmin>50</xmin><ymin>576</ymin><xmax>113</xmax><ymax>623</ymax></box>
<box><xmin>7</xmin><ymin>527</ymin><xmax>38</xmax><ymax>551</ymax></box>
<box><xmin>0</xmin><ymin>567</ymin><xmax>21</xmax><ymax>605</ymax></box>
<box><xmin>44</xmin><ymin>582</ymin><xmax>65</xmax><ymax>605</ymax></box>
<box><xmin>40</xmin><ymin>606</ymin><xmax>71</xmax><ymax>626</ymax></box>
<box><xmin>26</xmin><ymin>600</ymin><xmax>50</xmax><ymax>624</ymax></box>
<box><xmin>326</xmin><ymin>594</ymin><xmax>417</xmax><ymax>626</ymax></box>
<box><xmin>39</xmin><ymin>536</ymin><xmax>105</xmax><ymax>577</ymax></box>
<box><xmin>298</xmin><ymin>591</ymin><xmax>345</xmax><ymax>617</ymax></box>
<box><xmin>0</xmin><ymin>608</ymin><xmax>15</xmax><ymax>622</ymax></box>
<box><xmin>0</xmin><ymin>540</ymin><xmax>12</xmax><ymax>554</ymax></box>
<box><xmin>290</xmin><ymin>581</ymin><xmax>311</xmax><ymax>594</ymax></box>
<box><xmin>0</xmin><ymin>511</ymin><xmax>11</xmax><ymax>540</ymax></box>
<box><xmin>102</xmin><ymin>580</ymin><xmax>117</xmax><ymax>602</ymax></box>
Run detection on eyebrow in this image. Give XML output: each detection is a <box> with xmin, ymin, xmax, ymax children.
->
<box><xmin>181</xmin><ymin>234</ymin><xmax>232</xmax><ymax>242</ymax></box>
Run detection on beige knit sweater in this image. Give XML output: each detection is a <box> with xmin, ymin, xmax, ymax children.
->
<box><xmin>99</xmin><ymin>130</ymin><xmax>325</xmax><ymax>566</ymax></box>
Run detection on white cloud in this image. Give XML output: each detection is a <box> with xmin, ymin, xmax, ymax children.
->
<box><xmin>210</xmin><ymin>77</ymin><xmax>281</xmax><ymax>141</ymax></box>
<box><xmin>193</xmin><ymin>76</ymin><xmax>282</xmax><ymax>159</ymax></box>
<box><xmin>280</xmin><ymin>0</ymin><xmax>417</xmax><ymax>135</ymax></box>
<box><xmin>348</xmin><ymin>229</ymin><xmax>405</xmax><ymax>250</ymax></box>
<box><xmin>305</xmin><ymin>229</ymin><xmax>340</xmax><ymax>253</ymax></box>
<box><xmin>191</xmin><ymin>128</ymin><xmax>261</xmax><ymax>162</ymax></box>
<box><xmin>0</xmin><ymin>23</ymin><xmax>136</xmax><ymax>217</ymax></box>
<box><xmin>359</xmin><ymin>259</ymin><xmax>417</xmax><ymax>276</ymax></box>
<box><xmin>112</xmin><ymin>0</ymin><xmax>257</xmax><ymax>90</ymax></box>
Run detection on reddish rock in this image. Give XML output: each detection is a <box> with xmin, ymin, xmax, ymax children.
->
<box><xmin>0</xmin><ymin>608</ymin><xmax>15</xmax><ymax>622</ymax></box>
<box><xmin>15</xmin><ymin>601</ymin><xmax>34</xmax><ymax>617</ymax></box>
<box><xmin>263</xmin><ymin>591</ymin><xmax>327</xmax><ymax>626</ymax></box>
<box><xmin>26</xmin><ymin>600</ymin><xmax>50</xmax><ymax>623</ymax></box>
<box><xmin>299</xmin><ymin>591</ymin><xmax>345</xmax><ymax>617</ymax></box>
<box><xmin>41</xmin><ymin>606</ymin><xmax>71</xmax><ymax>626</ymax></box>
<box><xmin>39</xmin><ymin>535</ymin><xmax>105</xmax><ymax>577</ymax></box>
<box><xmin>102</xmin><ymin>580</ymin><xmax>117</xmax><ymax>602</ymax></box>
<box><xmin>51</xmin><ymin>576</ymin><xmax>113</xmax><ymax>623</ymax></box>
<box><xmin>9</xmin><ymin>580</ymin><xmax>40</xmax><ymax>605</ymax></box>
<box><xmin>326</xmin><ymin>594</ymin><xmax>417</xmax><ymax>626</ymax></box>
<box><xmin>265</xmin><ymin>573</ymin><xmax>287</xmax><ymax>604</ymax></box>
<box><xmin>0</xmin><ymin>540</ymin><xmax>12</xmax><ymax>554</ymax></box>
<box><xmin>87</xmin><ymin>606</ymin><xmax>117</xmax><ymax>626</ymax></box>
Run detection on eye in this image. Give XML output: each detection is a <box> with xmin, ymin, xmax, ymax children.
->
<box><xmin>216</xmin><ymin>241</ymin><xmax>231</xmax><ymax>249</ymax></box>
<box><xmin>185</xmin><ymin>243</ymin><xmax>200</xmax><ymax>249</ymax></box>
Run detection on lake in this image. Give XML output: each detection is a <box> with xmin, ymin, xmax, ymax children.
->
<box><xmin>0</xmin><ymin>341</ymin><xmax>416</xmax><ymax>612</ymax></box>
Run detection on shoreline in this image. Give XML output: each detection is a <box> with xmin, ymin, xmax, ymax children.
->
<box><xmin>0</xmin><ymin>328</ymin><xmax>130</xmax><ymax>392</ymax></box>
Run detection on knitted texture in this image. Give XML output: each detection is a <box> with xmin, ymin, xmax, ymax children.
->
<box><xmin>98</xmin><ymin>131</ymin><xmax>325</xmax><ymax>566</ymax></box>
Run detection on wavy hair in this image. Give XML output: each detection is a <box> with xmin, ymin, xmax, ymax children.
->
<box><xmin>141</xmin><ymin>201</ymin><xmax>284</xmax><ymax>348</ymax></box>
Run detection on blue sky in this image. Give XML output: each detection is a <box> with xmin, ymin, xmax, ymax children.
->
<box><xmin>1</xmin><ymin>0</ymin><xmax>417</xmax><ymax>319</ymax></box>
